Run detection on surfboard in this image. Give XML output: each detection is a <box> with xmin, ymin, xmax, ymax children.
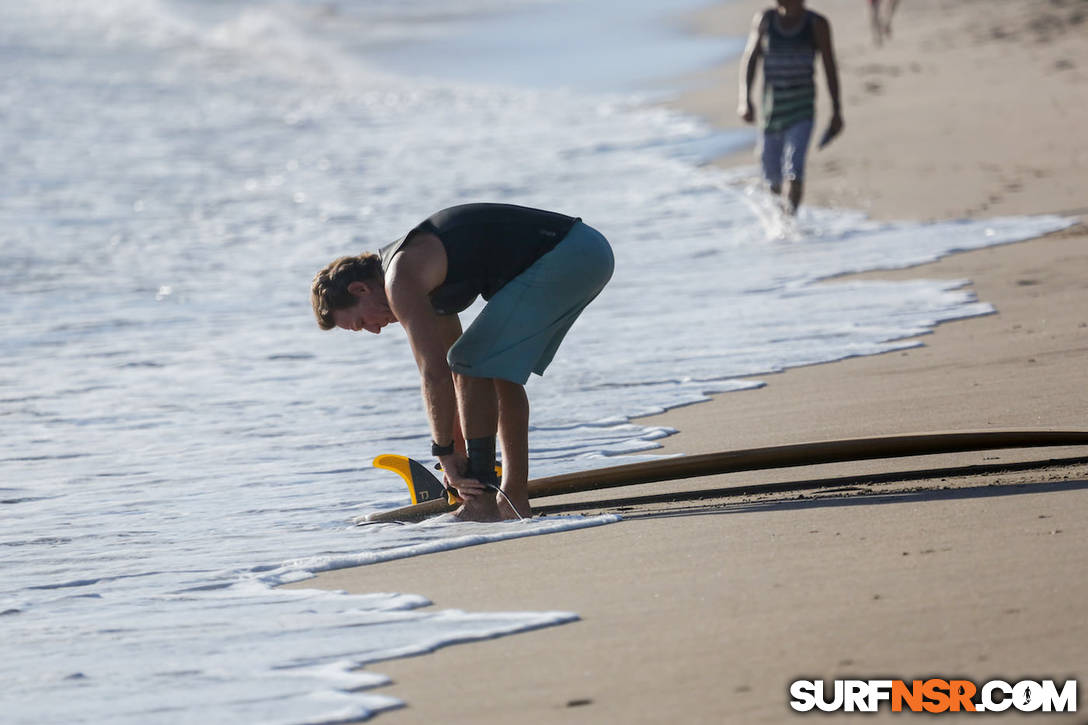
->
<box><xmin>359</xmin><ymin>429</ymin><xmax>1088</xmax><ymax>524</ymax></box>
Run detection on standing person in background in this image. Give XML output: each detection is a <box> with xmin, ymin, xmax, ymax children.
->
<box><xmin>869</xmin><ymin>0</ymin><xmax>903</xmax><ymax>45</ymax></box>
<box><xmin>738</xmin><ymin>0</ymin><xmax>843</xmax><ymax>216</ymax></box>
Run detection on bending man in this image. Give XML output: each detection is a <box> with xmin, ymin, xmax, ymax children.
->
<box><xmin>311</xmin><ymin>203</ymin><xmax>614</xmax><ymax>521</ymax></box>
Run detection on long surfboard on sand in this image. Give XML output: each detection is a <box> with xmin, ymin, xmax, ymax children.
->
<box><xmin>359</xmin><ymin>429</ymin><xmax>1088</xmax><ymax>524</ymax></box>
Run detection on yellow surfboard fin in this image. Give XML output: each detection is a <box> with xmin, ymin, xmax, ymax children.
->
<box><xmin>372</xmin><ymin>454</ymin><xmax>503</xmax><ymax>506</ymax></box>
<box><xmin>372</xmin><ymin>454</ymin><xmax>449</xmax><ymax>505</ymax></box>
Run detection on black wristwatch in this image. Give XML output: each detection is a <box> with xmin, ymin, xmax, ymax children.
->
<box><xmin>431</xmin><ymin>440</ymin><xmax>455</xmax><ymax>457</ymax></box>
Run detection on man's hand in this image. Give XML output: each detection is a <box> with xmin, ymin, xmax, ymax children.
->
<box><xmin>819</xmin><ymin>112</ymin><xmax>844</xmax><ymax>149</ymax></box>
<box><xmin>829</xmin><ymin>112</ymin><xmax>844</xmax><ymax>137</ymax></box>
<box><xmin>438</xmin><ymin>452</ymin><xmax>489</xmax><ymax>500</ymax></box>
<box><xmin>738</xmin><ymin>99</ymin><xmax>755</xmax><ymax>124</ymax></box>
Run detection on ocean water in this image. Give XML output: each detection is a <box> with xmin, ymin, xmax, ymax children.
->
<box><xmin>0</xmin><ymin>0</ymin><xmax>1070</xmax><ymax>723</ymax></box>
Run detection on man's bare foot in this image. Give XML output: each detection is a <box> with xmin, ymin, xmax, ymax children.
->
<box><xmin>496</xmin><ymin>493</ymin><xmax>531</xmax><ymax>520</ymax></box>
<box><xmin>452</xmin><ymin>495</ymin><xmax>502</xmax><ymax>522</ymax></box>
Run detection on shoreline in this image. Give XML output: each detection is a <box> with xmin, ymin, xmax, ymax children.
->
<box><xmin>637</xmin><ymin>0</ymin><xmax>1088</xmax><ymax>457</ymax></box>
<box><xmin>286</xmin><ymin>1</ymin><xmax>1088</xmax><ymax>721</ymax></box>
<box><xmin>635</xmin><ymin>221</ymin><xmax>1088</xmax><ymax>466</ymax></box>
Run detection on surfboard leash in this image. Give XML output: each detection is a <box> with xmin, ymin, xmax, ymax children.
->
<box><xmin>487</xmin><ymin>483</ymin><xmax>526</xmax><ymax>521</ymax></box>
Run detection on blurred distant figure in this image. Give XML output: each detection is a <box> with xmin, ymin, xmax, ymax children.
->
<box><xmin>738</xmin><ymin>0</ymin><xmax>843</xmax><ymax>215</ymax></box>
<box><xmin>869</xmin><ymin>0</ymin><xmax>902</xmax><ymax>45</ymax></box>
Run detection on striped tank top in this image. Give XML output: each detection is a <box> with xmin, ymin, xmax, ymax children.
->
<box><xmin>761</xmin><ymin>10</ymin><xmax>817</xmax><ymax>132</ymax></box>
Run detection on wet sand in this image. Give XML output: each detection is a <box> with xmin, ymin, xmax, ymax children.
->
<box><xmin>285</xmin><ymin>1</ymin><xmax>1088</xmax><ymax>721</ymax></box>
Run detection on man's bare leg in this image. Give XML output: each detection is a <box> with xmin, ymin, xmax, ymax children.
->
<box><xmin>495</xmin><ymin>379</ymin><xmax>530</xmax><ymax>518</ymax></box>
<box><xmin>785</xmin><ymin>178</ymin><xmax>804</xmax><ymax>215</ymax></box>
<box><xmin>451</xmin><ymin>373</ymin><xmax>501</xmax><ymax>521</ymax></box>
<box><xmin>882</xmin><ymin>0</ymin><xmax>900</xmax><ymax>37</ymax></box>
<box><xmin>870</xmin><ymin>0</ymin><xmax>884</xmax><ymax>45</ymax></box>
<box><xmin>454</xmin><ymin>373</ymin><xmax>497</xmax><ymax>435</ymax></box>
<box><xmin>767</xmin><ymin>181</ymin><xmax>800</xmax><ymax>217</ymax></box>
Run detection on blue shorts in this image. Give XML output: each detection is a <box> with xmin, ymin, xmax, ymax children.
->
<box><xmin>759</xmin><ymin>118</ymin><xmax>814</xmax><ymax>188</ymax></box>
<box><xmin>447</xmin><ymin>221</ymin><xmax>614</xmax><ymax>384</ymax></box>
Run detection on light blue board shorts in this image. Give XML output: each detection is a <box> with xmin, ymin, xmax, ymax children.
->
<box><xmin>447</xmin><ymin>221</ymin><xmax>614</xmax><ymax>385</ymax></box>
<box><xmin>759</xmin><ymin>117</ymin><xmax>814</xmax><ymax>188</ymax></box>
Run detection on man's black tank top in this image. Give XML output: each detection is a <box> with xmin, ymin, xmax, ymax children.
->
<box><xmin>379</xmin><ymin>203</ymin><xmax>579</xmax><ymax>315</ymax></box>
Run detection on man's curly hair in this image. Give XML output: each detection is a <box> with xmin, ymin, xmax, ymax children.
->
<box><xmin>310</xmin><ymin>253</ymin><xmax>382</xmax><ymax>330</ymax></box>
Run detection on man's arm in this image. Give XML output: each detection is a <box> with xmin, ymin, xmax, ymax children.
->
<box><xmin>433</xmin><ymin>312</ymin><xmax>466</xmax><ymax>455</ymax></box>
<box><xmin>386</xmin><ymin>235</ymin><xmax>485</xmax><ymax>498</ymax></box>
<box><xmin>384</xmin><ymin>234</ymin><xmax>460</xmax><ymax>451</ymax></box>
<box><xmin>813</xmin><ymin>13</ymin><xmax>844</xmax><ymax>136</ymax></box>
<box><xmin>737</xmin><ymin>10</ymin><xmax>767</xmax><ymax>123</ymax></box>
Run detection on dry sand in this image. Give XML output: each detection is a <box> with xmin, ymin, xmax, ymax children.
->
<box><xmin>285</xmin><ymin>1</ymin><xmax>1088</xmax><ymax>721</ymax></box>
